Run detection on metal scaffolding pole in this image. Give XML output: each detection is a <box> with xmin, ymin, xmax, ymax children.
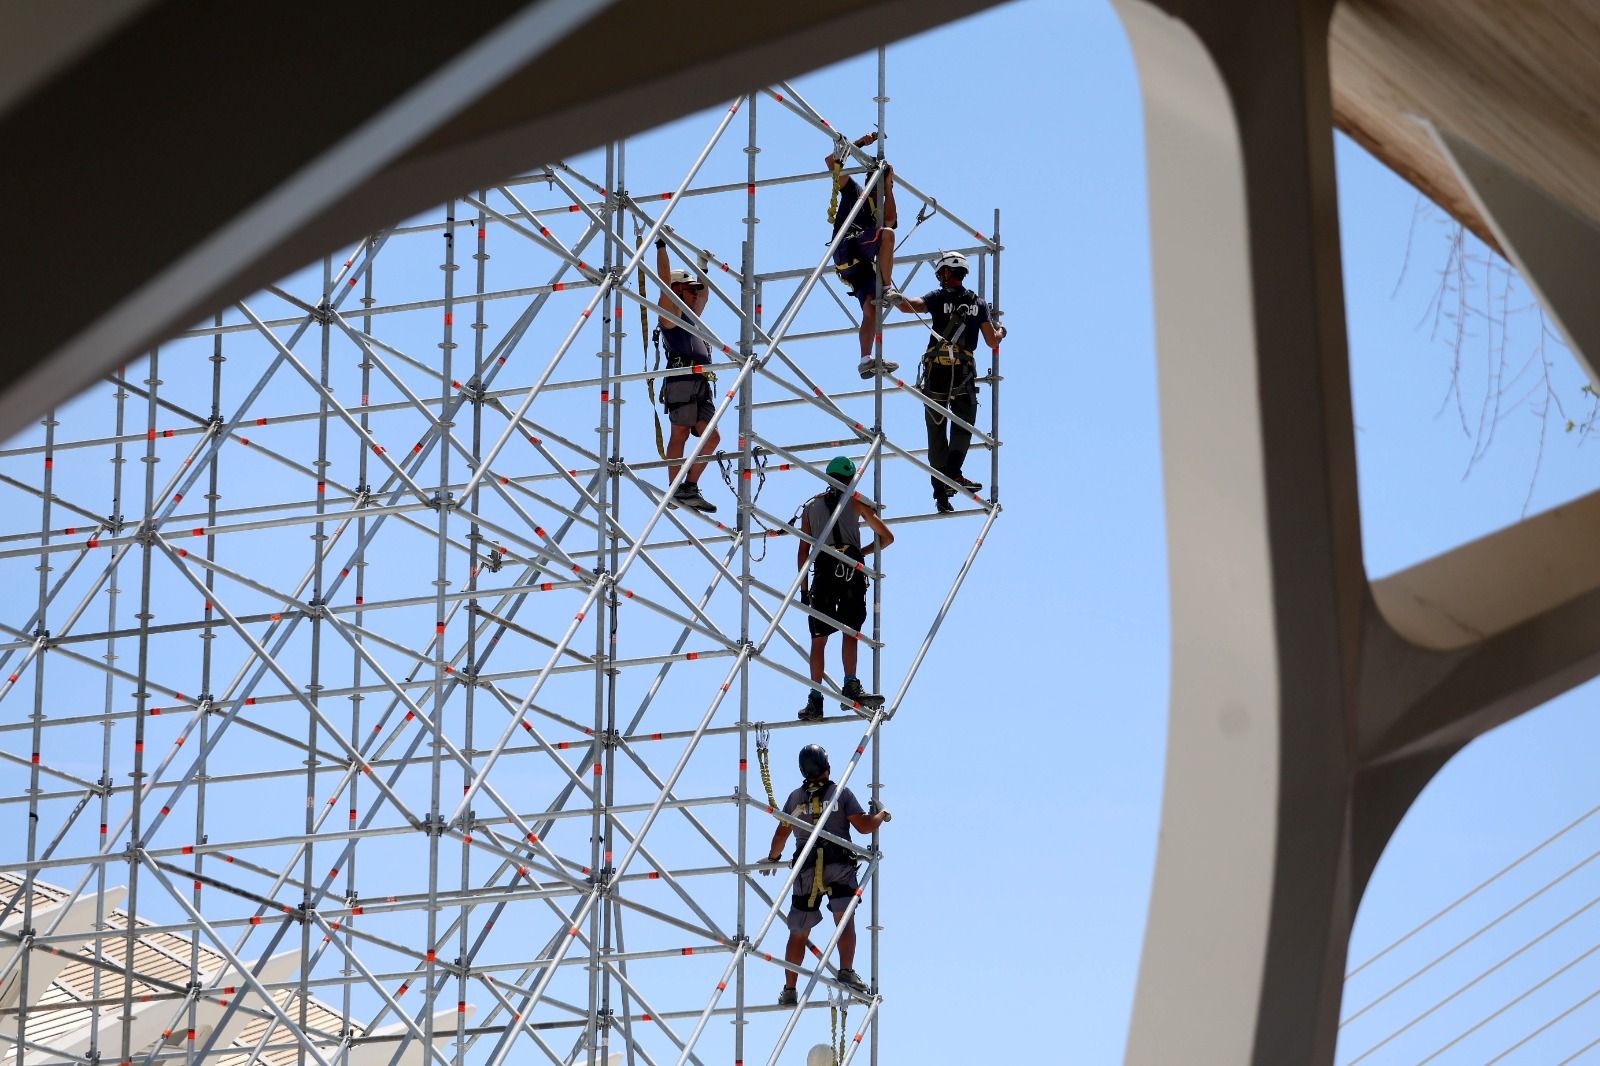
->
<box><xmin>0</xmin><ymin>66</ymin><xmax>1002</xmax><ymax>1066</ymax></box>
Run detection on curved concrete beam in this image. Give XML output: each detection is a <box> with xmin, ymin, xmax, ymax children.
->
<box><xmin>1117</xmin><ymin>0</ymin><xmax>1370</xmax><ymax>1060</ymax></box>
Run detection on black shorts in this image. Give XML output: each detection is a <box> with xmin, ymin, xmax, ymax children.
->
<box><xmin>808</xmin><ymin>574</ymin><xmax>867</xmax><ymax>638</ymax></box>
<box><xmin>840</xmin><ymin>262</ymin><xmax>877</xmax><ymax>302</ymax></box>
<box><xmin>833</xmin><ymin>230</ymin><xmax>881</xmax><ymax>302</ymax></box>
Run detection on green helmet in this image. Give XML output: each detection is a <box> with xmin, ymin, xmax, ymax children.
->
<box><xmin>825</xmin><ymin>455</ymin><xmax>856</xmax><ymax>479</ymax></box>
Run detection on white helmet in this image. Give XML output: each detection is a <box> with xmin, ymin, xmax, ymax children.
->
<box><xmin>933</xmin><ymin>251</ymin><xmax>969</xmax><ymax>276</ymax></box>
<box><xmin>667</xmin><ymin>268</ymin><xmax>695</xmax><ymax>286</ymax></box>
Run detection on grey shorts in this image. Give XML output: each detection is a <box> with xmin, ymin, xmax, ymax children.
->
<box><xmin>662</xmin><ymin>375</ymin><xmax>714</xmax><ymax>430</ymax></box>
<box><xmin>787</xmin><ymin>860</ymin><xmax>860</xmax><ymax>931</ymax></box>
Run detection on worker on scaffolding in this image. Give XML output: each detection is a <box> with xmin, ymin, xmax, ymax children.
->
<box><xmin>795</xmin><ymin>455</ymin><xmax>894</xmax><ymax>720</ymax></box>
<box><xmin>888</xmin><ymin>251</ymin><xmax>1006</xmax><ymax>512</ymax></box>
<box><xmin>654</xmin><ymin>235</ymin><xmax>721</xmax><ymax>513</ymax></box>
<box><xmin>826</xmin><ymin>132</ymin><xmax>901</xmax><ymax>380</ymax></box>
<box><xmin>762</xmin><ymin>742</ymin><xmax>890</xmax><ymax>1005</ymax></box>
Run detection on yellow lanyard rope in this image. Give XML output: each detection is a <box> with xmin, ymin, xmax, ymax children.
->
<box><xmin>826</xmin><ymin>151</ymin><xmax>843</xmax><ymax>227</ymax></box>
<box><xmin>807</xmin><ymin>788</ymin><xmax>826</xmax><ymax>908</ymax></box>
<box><xmin>755</xmin><ymin>725</ymin><xmax>777</xmax><ymax>812</ymax></box>
<box><xmin>637</xmin><ymin>235</ymin><xmax>667</xmax><ymax>460</ymax></box>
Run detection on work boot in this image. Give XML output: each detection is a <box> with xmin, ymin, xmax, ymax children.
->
<box><xmin>954</xmin><ymin>475</ymin><xmax>983</xmax><ymax>494</ymax></box>
<box><xmin>798</xmin><ymin>691</ymin><xmax>824</xmax><ymax>722</ymax></box>
<box><xmin>857</xmin><ymin>356</ymin><xmax>900</xmax><ymax>380</ymax></box>
<box><xmin>840</xmin><ymin>678</ymin><xmax>884</xmax><ymax>712</ymax></box>
<box><xmin>837</xmin><ymin>968</ymin><xmax>871</xmax><ymax>996</ymax></box>
<box><xmin>777</xmin><ymin>985</ymin><xmax>798</xmax><ymax>1007</ymax></box>
<box><xmin>674</xmin><ymin>483</ymin><xmax>717</xmax><ymax>513</ymax></box>
<box><xmin>933</xmin><ymin>492</ymin><xmax>954</xmax><ymax>515</ymax></box>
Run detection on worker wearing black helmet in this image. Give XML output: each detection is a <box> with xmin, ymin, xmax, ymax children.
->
<box><xmin>795</xmin><ymin>455</ymin><xmax>895</xmax><ymax>720</ymax></box>
<box><xmin>889</xmin><ymin>251</ymin><xmax>1007</xmax><ymax>512</ymax></box>
<box><xmin>761</xmin><ymin>743</ymin><xmax>891</xmax><ymax>1005</ymax></box>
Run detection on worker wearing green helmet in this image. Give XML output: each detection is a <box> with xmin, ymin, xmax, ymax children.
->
<box><xmin>794</xmin><ymin>455</ymin><xmax>894</xmax><ymax>719</ymax></box>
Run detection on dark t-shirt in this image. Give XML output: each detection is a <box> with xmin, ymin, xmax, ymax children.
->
<box><xmin>783</xmin><ymin>781</ymin><xmax>864</xmax><ymax>861</ymax></box>
<box><xmin>921</xmin><ymin>286</ymin><xmax>991</xmax><ymax>353</ymax></box>
<box><xmin>833</xmin><ymin>176</ymin><xmax>877</xmax><ymax>239</ymax></box>
<box><xmin>660</xmin><ymin>321</ymin><xmax>710</xmax><ymax>367</ymax></box>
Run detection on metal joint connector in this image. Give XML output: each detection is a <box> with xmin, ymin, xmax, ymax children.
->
<box><xmin>309</xmin><ymin>302</ymin><xmax>332</xmax><ymax>325</ymax></box>
<box><xmin>607</xmin><ymin>457</ymin><xmax>627</xmax><ymax>475</ymax></box>
<box><xmin>598</xmin><ymin>729</ymin><xmax>622</xmax><ymax>751</ymax></box>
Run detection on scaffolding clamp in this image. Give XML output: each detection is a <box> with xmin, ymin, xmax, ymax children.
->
<box><xmin>598</xmin><ymin>728</ymin><xmax>622</xmax><ymax>751</ymax></box>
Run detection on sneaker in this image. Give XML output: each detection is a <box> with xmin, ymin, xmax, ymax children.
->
<box><xmin>674</xmin><ymin>484</ymin><xmax>717</xmax><ymax>514</ymax></box>
<box><xmin>837</xmin><ymin>968</ymin><xmax>871</xmax><ymax>996</ymax></box>
<box><xmin>933</xmin><ymin>494</ymin><xmax>954</xmax><ymax>515</ymax></box>
<box><xmin>857</xmin><ymin>357</ymin><xmax>900</xmax><ymax>380</ymax></box>
<box><xmin>777</xmin><ymin>986</ymin><xmax>798</xmax><ymax>1007</ymax></box>
<box><xmin>798</xmin><ymin>691</ymin><xmax>824</xmax><ymax>722</ymax></box>
<box><xmin>839</xmin><ymin>678</ymin><xmax>884</xmax><ymax>712</ymax></box>
<box><xmin>955</xmin><ymin>476</ymin><xmax>983</xmax><ymax>494</ymax></box>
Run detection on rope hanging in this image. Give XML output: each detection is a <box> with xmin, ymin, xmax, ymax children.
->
<box><xmin>755</xmin><ymin>723</ymin><xmax>777</xmax><ymax>811</ymax></box>
<box><xmin>830</xmin><ymin>994</ymin><xmax>848</xmax><ymax>1065</ymax></box>
<box><xmin>826</xmin><ymin>133</ymin><xmax>849</xmax><ymax>226</ymax></box>
<box><xmin>636</xmin><ymin>231</ymin><xmax>667</xmax><ymax>460</ymax></box>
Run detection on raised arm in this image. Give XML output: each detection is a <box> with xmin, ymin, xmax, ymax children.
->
<box><xmin>655</xmin><ymin>237</ymin><xmax>675</xmax><ymax>321</ymax></box>
<box><xmin>879</xmin><ymin>163</ymin><xmax>898</xmax><ymax>229</ymax></box>
<box><xmin>826</xmin><ymin>132</ymin><xmax>880</xmax><ymax>187</ymax></box>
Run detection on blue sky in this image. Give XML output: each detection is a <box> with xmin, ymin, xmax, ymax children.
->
<box><xmin>4</xmin><ymin>1</ymin><xmax>1600</xmax><ymax>1063</ymax></box>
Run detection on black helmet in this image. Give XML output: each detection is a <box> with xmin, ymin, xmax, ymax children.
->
<box><xmin>798</xmin><ymin>743</ymin><xmax>830</xmax><ymax>780</ymax></box>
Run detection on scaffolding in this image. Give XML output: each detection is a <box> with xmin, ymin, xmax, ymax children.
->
<box><xmin>0</xmin><ymin>54</ymin><xmax>1001</xmax><ymax>1066</ymax></box>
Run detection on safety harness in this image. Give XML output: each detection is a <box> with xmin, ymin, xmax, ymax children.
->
<box><xmin>803</xmin><ymin>777</ymin><xmax>832</xmax><ymax>909</ymax></box>
<box><xmin>918</xmin><ymin>286</ymin><xmax>982</xmax><ymax>426</ymax></box>
<box><xmin>800</xmin><ymin>489</ymin><xmax>863</xmax><ymax>592</ymax></box>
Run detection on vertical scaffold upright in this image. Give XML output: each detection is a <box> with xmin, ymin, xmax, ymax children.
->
<box><xmin>0</xmin><ymin>53</ymin><xmax>1001</xmax><ymax>1066</ymax></box>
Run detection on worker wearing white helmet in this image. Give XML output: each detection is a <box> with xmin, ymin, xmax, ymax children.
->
<box><xmin>888</xmin><ymin>251</ymin><xmax>1007</xmax><ymax>512</ymax></box>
